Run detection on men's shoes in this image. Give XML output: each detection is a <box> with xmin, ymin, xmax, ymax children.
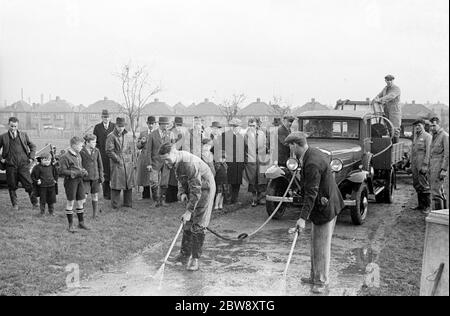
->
<box><xmin>312</xmin><ymin>284</ymin><xmax>329</xmax><ymax>294</ymax></box>
<box><xmin>300</xmin><ymin>277</ymin><xmax>315</xmax><ymax>285</ymax></box>
<box><xmin>173</xmin><ymin>253</ymin><xmax>190</xmax><ymax>265</ymax></box>
<box><xmin>12</xmin><ymin>205</ymin><xmax>19</xmax><ymax>211</ymax></box>
<box><xmin>186</xmin><ymin>258</ymin><xmax>199</xmax><ymax>271</ymax></box>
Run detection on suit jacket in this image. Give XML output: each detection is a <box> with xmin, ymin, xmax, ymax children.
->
<box><xmin>136</xmin><ymin>129</ymin><xmax>153</xmax><ymax>186</ymax></box>
<box><xmin>93</xmin><ymin>122</ymin><xmax>116</xmax><ymax>179</ymax></box>
<box><xmin>0</xmin><ymin>131</ymin><xmax>36</xmax><ymax>169</ymax></box>
<box><xmin>148</xmin><ymin>129</ymin><xmax>174</xmax><ymax>171</ymax></box>
<box><xmin>277</xmin><ymin>125</ymin><xmax>291</xmax><ymax>166</ymax></box>
<box><xmin>300</xmin><ymin>147</ymin><xmax>345</xmax><ymax>225</ymax></box>
<box><xmin>80</xmin><ymin>147</ymin><xmax>104</xmax><ymax>181</ymax></box>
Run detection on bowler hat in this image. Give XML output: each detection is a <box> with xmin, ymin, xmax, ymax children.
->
<box><xmin>174</xmin><ymin>117</ymin><xmax>183</xmax><ymax>125</ymax></box>
<box><xmin>210</xmin><ymin>121</ymin><xmax>222</xmax><ymax>128</ymax></box>
<box><xmin>158</xmin><ymin>116</ymin><xmax>170</xmax><ymax>124</ymax></box>
<box><xmin>147</xmin><ymin>116</ymin><xmax>156</xmax><ymax>124</ymax></box>
<box><xmin>116</xmin><ymin>117</ymin><xmax>126</xmax><ymax>127</ymax></box>
<box><xmin>385</xmin><ymin>74</ymin><xmax>395</xmax><ymax>81</ymax></box>
<box><xmin>101</xmin><ymin>109</ymin><xmax>110</xmax><ymax>117</ymax></box>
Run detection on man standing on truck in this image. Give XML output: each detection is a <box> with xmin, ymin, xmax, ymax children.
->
<box><xmin>411</xmin><ymin>119</ymin><xmax>432</xmax><ymax>213</ymax></box>
<box><xmin>373</xmin><ymin>75</ymin><xmax>402</xmax><ymax>143</ymax></box>
<box><xmin>428</xmin><ymin>117</ymin><xmax>449</xmax><ymax>211</ymax></box>
<box><xmin>285</xmin><ymin>131</ymin><xmax>345</xmax><ymax>294</ymax></box>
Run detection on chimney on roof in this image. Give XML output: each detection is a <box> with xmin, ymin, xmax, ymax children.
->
<box><xmin>21</xmin><ymin>88</ymin><xmax>23</xmax><ymax>101</ymax></box>
<box><xmin>205</xmin><ymin>98</ymin><xmax>209</xmax><ymax>103</ymax></box>
<box><xmin>154</xmin><ymin>98</ymin><xmax>159</xmax><ymax>102</ymax></box>
<box><xmin>257</xmin><ymin>98</ymin><xmax>261</xmax><ymax>103</ymax></box>
<box><xmin>412</xmin><ymin>100</ymin><xmax>416</xmax><ymax>105</ymax></box>
<box><xmin>41</xmin><ymin>94</ymin><xmax>44</xmax><ymax>105</ymax></box>
<box><xmin>366</xmin><ymin>98</ymin><xmax>370</xmax><ymax>102</ymax></box>
<box><xmin>104</xmin><ymin>97</ymin><xmax>108</xmax><ymax>101</ymax></box>
<box><xmin>311</xmin><ymin>98</ymin><xmax>316</xmax><ymax>103</ymax></box>
<box><xmin>56</xmin><ymin>96</ymin><xmax>60</xmax><ymax>101</ymax></box>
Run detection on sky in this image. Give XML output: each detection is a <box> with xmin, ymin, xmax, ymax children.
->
<box><xmin>0</xmin><ymin>0</ymin><xmax>448</xmax><ymax>108</ymax></box>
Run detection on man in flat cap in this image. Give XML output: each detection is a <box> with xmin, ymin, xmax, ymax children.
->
<box><xmin>147</xmin><ymin>116</ymin><xmax>175</xmax><ymax>206</ymax></box>
<box><xmin>285</xmin><ymin>131</ymin><xmax>345</xmax><ymax>294</ymax></box>
<box><xmin>93</xmin><ymin>109</ymin><xmax>116</xmax><ymax>200</ymax></box>
<box><xmin>429</xmin><ymin>117</ymin><xmax>449</xmax><ymax>211</ymax></box>
<box><xmin>411</xmin><ymin>119</ymin><xmax>432</xmax><ymax>213</ymax></box>
<box><xmin>105</xmin><ymin>117</ymin><xmax>136</xmax><ymax>209</ymax></box>
<box><xmin>373</xmin><ymin>75</ymin><xmax>402</xmax><ymax>143</ymax></box>
<box><xmin>136</xmin><ymin>116</ymin><xmax>156</xmax><ymax>200</ymax></box>
<box><xmin>276</xmin><ymin>116</ymin><xmax>295</xmax><ymax>167</ymax></box>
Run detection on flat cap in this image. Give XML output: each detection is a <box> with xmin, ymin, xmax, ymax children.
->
<box><xmin>39</xmin><ymin>152</ymin><xmax>51</xmax><ymax>159</ymax></box>
<box><xmin>385</xmin><ymin>74</ymin><xmax>395</xmax><ymax>81</ymax></box>
<box><xmin>284</xmin><ymin>131</ymin><xmax>308</xmax><ymax>146</ymax></box>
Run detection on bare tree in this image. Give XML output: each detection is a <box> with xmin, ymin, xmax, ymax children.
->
<box><xmin>219</xmin><ymin>93</ymin><xmax>246</xmax><ymax>124</ymax></box>
<box><xmin>115</xmin><ymin>62</ymin><xmax>161</xmax><ymax>139</ymax></box>
<box><xmin>269</xmin><ymin>95</ymin><xmax>291</xmax><ymax>117</ymax></box>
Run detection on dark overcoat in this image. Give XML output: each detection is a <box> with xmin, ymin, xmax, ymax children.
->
<box><xmin>93</xmin><ymin>122</ymin><xmax>115</xmax><ymax>181</ymax></box>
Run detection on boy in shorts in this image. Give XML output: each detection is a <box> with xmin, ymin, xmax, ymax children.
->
<box><xmin>59</xmin><ymin>136</ymin><xmax>89</xmax><ymax>233</ymax></box>
<box><xmin>80</xmin><ymin>134</ymin><xmax>104</xmax><ymax>219</ymax></box>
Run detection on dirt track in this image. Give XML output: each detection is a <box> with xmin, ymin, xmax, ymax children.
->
<box><xmin>59</xmin><ymin>176</ymin><xmax>415</xmax><ymax>296</ymax></box>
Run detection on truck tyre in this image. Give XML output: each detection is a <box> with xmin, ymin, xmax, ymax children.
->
<box><xmin>266</xmin><ymin>179</ymin><xmax>288</xmax><ymax>220</ymax></box>
<box><xmin>350</xmin><ymin>183</ymin><xmax>369</xmax><ymax>225</ymax></box>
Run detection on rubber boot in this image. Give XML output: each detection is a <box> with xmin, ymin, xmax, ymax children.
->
<box><xmin>142</xmin><ymin>186</ymin><xmax>151</xmax><ymax>199</ymax></box>
<box><xmin>92</xmin><ymin>201</ymin><xmax>98</xmax><ymax>219</ymax></box>
<box><xmin>187</xmin><ymin>231</ymin><xmax>205</xmax><ymax>271</ymax></box>
<box><xmin>412</xmin><ymin>193</ymin><xmax>423</xmax><ymax>211</ymax></box>
<box><xmin>48</xmin><ymin>204</ymin><xmax>55</xmax><ymax>216</ymax></box>
<box><xmin>421</xmin><ymin>193</ymin><xmax>431</xmax><ymax>213</ymax></box>
<box><xmin>173</xmin><ymin>230</ymin><xmax>192</xmax><ymax>265</ymax></box>
<box><xmin>67</xmin><ymin>214</ymin><xmax>75</xmax><ymax>233</ymax></box>
<box><xmin>9</xmin><ymin>190</ymin><xmax>19</xmax><ymax>211</ymax></box>
<box><xmin>39</xmin><ymin>204</ymin><xmax>46</xmax><ymax>216</ymax></box>
<box><xmin>77</xmin><ymin>212</ymin><xmax>90</xmax><ymax>230</ymax></box>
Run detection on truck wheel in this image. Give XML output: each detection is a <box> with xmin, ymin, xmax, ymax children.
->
<box><xmin>350</xmin><ymin>183</ymin><xmax>369</xmax><ymax>225</ymax></box>
<box><xmin>266</xmin><ymin>179</ymin><xmax>288</xmax><ymax>220</ymax></box>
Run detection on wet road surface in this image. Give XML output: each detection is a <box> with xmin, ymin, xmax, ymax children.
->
<box><xmin>59</xmin><ymin>176</ymin><xmax>413</xmax><ymax>296</ymax></box>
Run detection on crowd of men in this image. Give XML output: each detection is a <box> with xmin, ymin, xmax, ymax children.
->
<box><xmin>0</xmin><ymin>74</ymin><xmax>448</xmax><ymax>292</ymax></box>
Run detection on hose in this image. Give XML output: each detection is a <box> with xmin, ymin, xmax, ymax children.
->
<box><xmin>206</xmin><ymin>169</ymin><xmax>299</xmax><ymax>242</ymax></box>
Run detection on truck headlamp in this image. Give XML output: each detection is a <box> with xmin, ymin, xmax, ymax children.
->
<box><xmin>330</xmin><ymin>159</ymin><xmax>343</xmax><ymax>172</ymax></box>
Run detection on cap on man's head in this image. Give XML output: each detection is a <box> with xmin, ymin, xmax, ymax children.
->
<box><xmin>158</xmin><ymin>116</ymin><xmax>170</xmax><ymax>124</ymax></box>
<box><xmin>174</xmin><ymin>117</ymin><xmax>183</xmax><ymax>125</ymax></box>
<box><xmin>385</xmin><ymin>74</ymin><xmax>395</xmax><ymax>81</ymax></box>
<box><xmin>430</xmin><ymin>117</ymin><xmax>440</xmax><ymax>124</ymax></box>
<box><xmin>412</xmin><ymin>119</ymin><xmax>426</xmax><ymax>126</ymax></box>
<box><xmin>116</xmin><ymin>117</ymin><xmax>126</xmax><ymax>127</ymax></box>
<box><xmin>283</xmin><ymin>115</ymin><xmax>295</xmax><ymax>122</ymax></box>
<box><xmin>284</xmin><ymin>131</ymin><xmax>308</xmax><ymax>146</ymax></box>
<box><xmin>147</xmin><ymin>116</ymin><xmax>156</xmax><ymax>124</ymax></box>
<box><xmin>272</xmin><ymin>117</ymin><xmax>281</xmax><ymax>125</ymax></box>
<box><xmin>101</xmin><ymin>109</ymin><xmax>109</xmax><ymax>117</ymax></box>
<box><xmin>211</xmin><ymin>121</ymin><xmax>222</xmax><ymax>128</ymax></box>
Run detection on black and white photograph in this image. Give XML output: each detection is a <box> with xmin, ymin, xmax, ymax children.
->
<box><xmin>0</xmin><ymin>0</ymin><xmax>448</xmax><ymax>300</ymax></box>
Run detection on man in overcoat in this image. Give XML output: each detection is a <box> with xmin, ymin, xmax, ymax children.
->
<box><xmin>105</xmin><ymin>117</ymin><xmax>136</xmax><ymax>209</ymax></box>
<box><xmin>93</xmin><ymin>109</ymin><xmax>116</xmax><ymax>200</ymax></box>
<box><xmin>136</xmin><ymin>116</ymin><xmax>156</xmax><ymax>199</ymax></box>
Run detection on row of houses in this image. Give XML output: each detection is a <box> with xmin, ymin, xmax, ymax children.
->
<box><xmin>0</xmin><ymin>96</ymin><xmax>448</xmax><ymax>132</ymax></box>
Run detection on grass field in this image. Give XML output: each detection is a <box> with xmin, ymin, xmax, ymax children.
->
<box><xmin>0</xmin><ymin>180</ymin><xmax>251</xmax><ymax>296</ymax></box>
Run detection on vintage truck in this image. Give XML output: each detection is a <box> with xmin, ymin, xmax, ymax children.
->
<box><xmin>265</xmin><ymin>100</ymin><xmax>404</xmax><ymax>225</ymax></box>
